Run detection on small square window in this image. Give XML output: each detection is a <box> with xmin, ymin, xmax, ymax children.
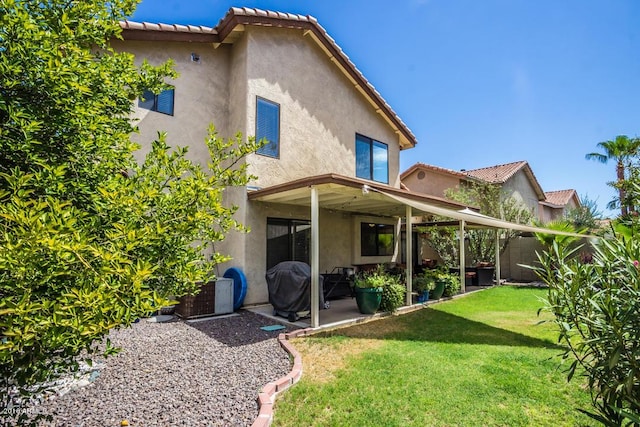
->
<box><xmin>138</xmin><ymin>87</ymin><xmax>175</xmax><ymax>116</ymax></box>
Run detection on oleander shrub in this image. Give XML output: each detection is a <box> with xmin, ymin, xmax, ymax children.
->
<box><xmin>533</xmin><ymin>238</ymin><xmax>640</xmax><ymax>426</ymax></box>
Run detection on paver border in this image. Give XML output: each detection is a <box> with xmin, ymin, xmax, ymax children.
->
<box><xmin>250</xmin><ymin>328</ymin><xmax>313</xmax><ymax>427</ymax></box>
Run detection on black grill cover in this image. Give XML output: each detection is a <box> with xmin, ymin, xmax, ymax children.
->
<box><xmin>266</xmin><ymin>261</ymin><xmax>324</xmax><ymax>313</ymax></box>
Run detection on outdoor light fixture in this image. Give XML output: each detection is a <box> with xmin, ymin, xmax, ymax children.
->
<box><xmin>191</xmin><ymin>53</ymin><xmax>200</xmax><ymax>63</ymax></box>
<box><xmin>362</xmin><ymin>184</ymin><xmax>370</xmax><ymax>195</ymax></box>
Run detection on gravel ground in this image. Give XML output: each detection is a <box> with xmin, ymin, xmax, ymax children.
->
<box><xmin>38</xmin><ymin>311</ymin><xmax>294</xmax><ymax>427</ymax></box>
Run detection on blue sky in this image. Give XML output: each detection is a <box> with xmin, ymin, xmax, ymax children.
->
<box><xmin>131</xmin><ymin>0</ymin><xmax>640</xmax><ymax>217</ymax></box>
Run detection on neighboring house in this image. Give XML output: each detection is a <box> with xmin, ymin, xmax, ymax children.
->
<box><xmin>401</xmin><ymin>160</ymin><xmax>582</xmax><ymax>281</ymax></box>
<box><xmin>400</xmin><ymin>162</ymin><xmax>478</xmax><ymax>198</ymax></box>
<box><xmin>114</xmin><ymin>7</ymin><xmax>466</xmax><ymax>315</ymax></box>
<box><xmin>540</xmin><ymin>189</ymin><xmax>580</xmax><ymax>222</ymax></box>
<box><xmin>463</xmin><ymin>161</ymin><xmax>546</xmax><ymax>219</ymax></box>
<box><xmin>403</xmin><ymin>160</ymin><xmax>581</xmax><ymax>222</ymax></box>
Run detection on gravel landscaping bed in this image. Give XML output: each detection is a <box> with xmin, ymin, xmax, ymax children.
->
<box><xmin>38</xmin><ymin>310</ymin><xmax>294</xmax><ymax>427</ymax></box>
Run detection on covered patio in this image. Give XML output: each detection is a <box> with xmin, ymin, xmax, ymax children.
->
<box><xmin>247</xmin><ymin>285</ymin><xmax>487</xmax><ymax>329</ymax></box>
<box><xmin>248</xmin><ymin>173</ymin><xmax>588</xmax><ymax>329</ymax></box>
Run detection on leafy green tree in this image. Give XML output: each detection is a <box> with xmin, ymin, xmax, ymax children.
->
<box><xmin>0</xmin><ymin>1</ymin><xmax>259</xmax><ymax>424</ymax></box>
<box><xmin>586</xmin><ymin>135</ymin><xmax>640</xmax><ymax>217</ymax></box>
<box><xmin>533</xmin><ymin>219</ymin><xmax>585</xmax><ymax>255</ymax></box>
<box><xmin>442</xmin><ymin>181</ymin><xmax>533</xmax><ymax>265</ymax></box>
<box><xmin>565</xmin><ymin>194</ymin><xmax>603</xmax><ymax>233</ymax></box>
<box><xmin>419</xmin><ymin>224</ymin><xmax>459</xmax><ymax>267</ymax></box>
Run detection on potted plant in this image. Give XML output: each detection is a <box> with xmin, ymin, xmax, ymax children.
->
<box><xmin>421</xmin><ymin>268</ymin><xmax>446</xmax><ymax>300</ymax></box>
<box><xmin>353</xmin><ymin>269</ymin><xmax>386</xmax><ymax>314</ymax></box>
<box><xmin>413</xmin><ymin>274</ymin><xmax>435</xmax><ymax>303</ymax></box>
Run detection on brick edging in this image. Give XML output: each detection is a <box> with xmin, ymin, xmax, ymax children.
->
<box><xmin>251</xmin><ymin>327</ymin><xmax>314</xmax><ymax>427</ymax></box>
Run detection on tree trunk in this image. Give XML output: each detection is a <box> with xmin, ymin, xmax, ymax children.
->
<box><xmin>617</xmin><ymin>161</ymin><xmax>627</xmax><ymax>216</ymax></box>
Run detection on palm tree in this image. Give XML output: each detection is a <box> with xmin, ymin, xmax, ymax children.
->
<box><xmin>586</xmin><ymin>135</ymin><xmax>640</xmax><ymax>216</ymax></box>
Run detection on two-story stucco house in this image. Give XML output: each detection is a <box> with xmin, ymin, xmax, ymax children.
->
<box><xmin>114</xmin><ymin>8</ymin><xmax>469</xmax><ymax>326</ymax></box>
<box><xmin>463</xmin><ymin>161</ymin><xmax>546</xmax><ymax>218</ymax></box>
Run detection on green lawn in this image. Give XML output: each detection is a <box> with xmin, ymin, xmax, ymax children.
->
<box><xmin>273</xmin><ymin>286</ymin><xmax>596</xmax><ymax>427</ymax></box>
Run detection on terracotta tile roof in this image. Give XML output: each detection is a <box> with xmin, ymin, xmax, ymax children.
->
<box><xmin>400</xmin><ymin>162</ymin><xmax>469</xmax><ymax>180</ymax></box>
<box><xmin>464</xmin><ymin>161</ymin><xmax>546</xmax><ymax>200</ymax></box>
<box><xmin>119</xmin><ymin>7</ymin><xmax>417</xmax><ymax>149</ymax></box>
<box><xmin>464</xmin><ymin>161</ymin><xmax>528</xmax><ymax>183</ymax></box>
<box><xmin>544</xmin><ymin>189</ymin><xmax>578</xmax><ymax>207</ymax></box>
<box><xmin>119</xmin><ymin>21</ymin><xmax>217</xmax><ymax>34</ymax></box>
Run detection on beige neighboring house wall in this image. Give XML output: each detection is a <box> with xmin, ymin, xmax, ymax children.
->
<box><xmin>540</xmin><ymin>189</ymin><xmax>581</xmax><ymax>222</ymax></box>
<box><xmin>400</xmin><ymin>163</ymin><xmax>467</xmax><ymax>198</ymax></box>
<box><xmin>115</xmin><ymin>8</ymin><xmax>418</xmax><ymax>305</ymax></box>
<box><xmin>464</xmin><ymin>161</ymin><xmax>546</xmax><ymax>219</ymax></box>
<box><xmin>501</xmin><ymin>169</ymin><xmax>542</xmax><ymax>218</ymax></box>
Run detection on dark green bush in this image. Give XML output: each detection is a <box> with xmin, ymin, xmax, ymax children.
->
<box><xmin>380</xmin><ymin>278</ymin><xmax>405</xmax><ymax>313</ymax></box>
<box><xmin>441</xmin><ymin>273</ymin><xmax>461</xmax><ymax>297</ymax></box>
<box><xmin>534</xmin><ymin>238</ymin><xmax>640</xmax><ymax>426</ymax></box>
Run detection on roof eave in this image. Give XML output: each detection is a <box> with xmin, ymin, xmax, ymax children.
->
<box><xmin>120</xmin><ymin>7</ymin><xmax>418</xmax><ymax>150</ymax></box>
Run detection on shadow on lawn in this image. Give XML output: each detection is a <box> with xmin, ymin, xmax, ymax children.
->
<box><xmin>321</xmin><ymin>308</ymin><xmax>561</xmax><ymax>350</ymax></box>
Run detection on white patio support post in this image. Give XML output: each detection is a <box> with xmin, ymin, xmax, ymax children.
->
<box><xmin>495</xmin><ymin>230</ymin><xmax>501</xmax><ymax>286</ymax></box>
<box><xmin>459</xmin><ymin>220</ymin><xmax>466</xmax><ymax>294</ymax></box>
<box><xmin>310</xmin><ymin>186</ymin><xmax>320</xmax><ymax>328</ymax></box>
<box><xmin>405</xmin><ymin>205</ymin><xmax>413</xmax><ymax>306</ymax></box>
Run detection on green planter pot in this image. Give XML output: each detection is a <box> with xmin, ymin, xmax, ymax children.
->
<box><xmin>430</xmin><ymin>280</ymin><xmax>445</xmax><ymax>300</ymax></box>
<box><xmin>354</xmin><ymin>287</ymin><xmax>383</xmax><ymax>314</ymax></box>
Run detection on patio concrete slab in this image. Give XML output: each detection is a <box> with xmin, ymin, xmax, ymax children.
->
<box><xmin>247</xmin><ymin>286</ymin><xmax>490</xmax><ymax>331</ymax></box>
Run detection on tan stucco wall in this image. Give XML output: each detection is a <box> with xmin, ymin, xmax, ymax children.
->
<box><xmin>500</xmin><ymin>236</ymin><xmax>544</xmax><ymax>281</ymax></box>
<box><xmin>111</xmin><ymin>40</ymin><xmax>233</xmax><ymax>166</ymax></box>
<box><xmin>241</xmin><ymin>26</ymin><xmax>401</xmax><ymax>189</ymax></box>
<box><xmin>502</xmin><ymin>170</ymin><xmax>540</xmax><ymax>218</ymax></box>
<box><xmin>402</xmin><ymin>169</ymin><xmax>463</xmax><ymax>198</ymax></box>
<box><xmin>540</xmin><ymin>205</ymin><xmax>563</xmax><ymax>223</ymax></box>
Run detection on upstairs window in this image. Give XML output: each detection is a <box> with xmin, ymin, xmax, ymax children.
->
<box><xmin>138</xmin><ymin>87</ymin><xmax>175</xmax><ymax>116</ymax></box>
<box><xmin>356</xmin><ymin>134</ymin><xmax>388</xmax><ymax>183</ymax></box>
<box><xmin>256</xmin><ymin>97</ymin><xmax>280</xmax><ymax>158</ymax></box>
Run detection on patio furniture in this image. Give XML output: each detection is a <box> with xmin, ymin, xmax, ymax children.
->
<box><xmin>449</xmin><ymin>267</ymin><xmax>479</xmax><ymax>287</ymax></box>
<box><xmin>476</xmin><ymin>266</ymin><xmax>495</xmax><ymax>286</ymax></box>
<box><xmin>322</xmin><ymin>267</ymin><xmax>355</xmax><ymax>300</ymax></box>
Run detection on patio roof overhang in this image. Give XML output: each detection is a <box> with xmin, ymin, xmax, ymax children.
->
<box><xmin>247</xmin><ymin>173</ymin><xmax>469</xmax><ymax>216</ymax></box>
<box><xmin>247</xmin><ymin>173</ymin><xmax>596</xmax><ymax>329</ymax></box>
